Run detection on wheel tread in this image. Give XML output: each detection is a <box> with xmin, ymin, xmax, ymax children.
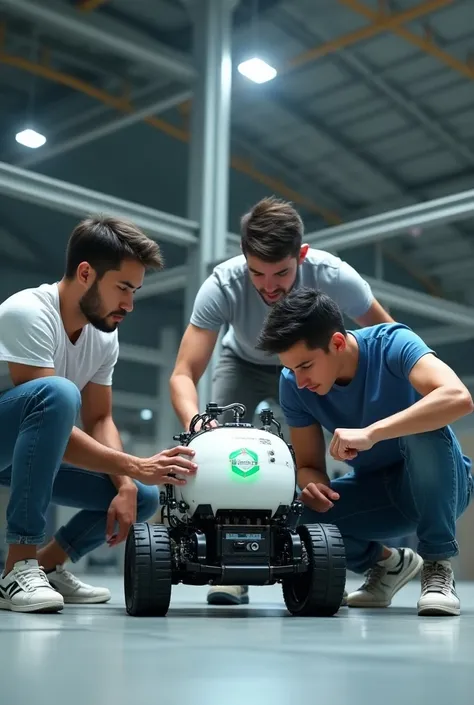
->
<box><xmin>282</xmin><ymin>523</ymin><xmax>346</xmax><ymax>617</ymax></box>
<box><xmin>124</xmin><ymin>522</ymin><xmax>173</xmax><ymax>616</ymax></box>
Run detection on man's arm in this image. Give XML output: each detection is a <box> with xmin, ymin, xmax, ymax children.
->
<box><xmin>170</xmin><ymin>272</ymin><xmax>231</xmax><ymax>429</ymax></box>
<box><xmin>368</xmin><ymin>353</ymin><xmax>474</xmax><ymax>442</ymax></box>
<box><xmin>169</xmin><ymin>324</ymin><xmax>219</xmax><ymax>429</ymax></box>
<box><xmin>290</xmin><ymin>423</ymin><xmax>330</xmax><ymax>489</ymax></box>
<box><xmin>80</xmin><ymin>381</ymin><xmax>136</xmax><ymax>493</ymax></box>
<box><xmin>334</xmin><ymin>259</ymin><xmax>393</xmax><ymax>325</ymax></box>
<box><xmin>355</xmin><ymin>298</ymin><xmax>394</xmax><ymax>326</ymax></box>
<box><xmin>290</xmin><ymin>423</ymin><xmax>340</xmax><ymax>512</ymax></box>
<box><xmin>279</xmin><ymin>371</ymin><xmax>339</xmax><ymax>511</ymax></box>
<box><xmin>8</xmin><ymin>362</ymin><xmax>137</xmax><ymax>477</ymax></box>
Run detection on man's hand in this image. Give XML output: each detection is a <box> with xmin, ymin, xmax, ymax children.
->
<box><xmin>106</xmin><ymin>486</ymin><xmax>138</xmax><ymax>547</ymax></box>
<box><xmin>132</xmin><ymin>445</ymin><xmax>198</xmax><ymax>485</ymax></box>
<box><xmin>329</xmin><ymin>427</ymin><xmax>375</xmax><ymax>462</ymax></box>
<box><xmin>299</xmin><ymin>482</ymin><xmax>340</xmax><ymax>512</ymax></box>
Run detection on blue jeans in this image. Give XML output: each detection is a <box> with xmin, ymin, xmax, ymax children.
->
<box><xmin>300</xmin><ymin>429</ymin><xmax>474</xmax><ymax>573</ymax></box>
<box><xmin>0</xmin><ymin>376</ymin><xmax>159</xmax><ymax>561</ymax></box>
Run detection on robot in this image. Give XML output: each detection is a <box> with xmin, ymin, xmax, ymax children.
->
<box><xmin>124</xmin><ymin>402</ymin><xmax>346</xmax><ymax>617</ymax></box>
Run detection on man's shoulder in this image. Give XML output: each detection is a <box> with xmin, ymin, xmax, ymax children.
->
<box><xmin>211</xmin><ymin>255</ymin><xmax>247</xmax><ymax>288</ymax></box>
<box><xmin>304</xmin><ymin>248</ymin><xmax>342</xmax><ymax>268</ymax></box>
<box><xmin>300</xmin><ymin>249</ymin><xmax>343</xmax><ymax>285</ymax></box>
<box><xmin>352</xmin><ymin>322</ymin><xmax>415</xmax><ymax>343</ymax></box>
<box><xmin>0</xmin><ymin>283</ymin><xmax>59</xmax><ymax>323</ymax></box>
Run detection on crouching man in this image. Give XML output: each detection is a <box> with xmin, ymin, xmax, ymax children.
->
<box><xmin>0</xmin><ymin>216</ymin><xmax>196</xmax><ymax>613</ymax></box>
<box><xmin>256</xmin><ymin>287</ymin><xmax>474</xmax><ymax>616</ymax></box>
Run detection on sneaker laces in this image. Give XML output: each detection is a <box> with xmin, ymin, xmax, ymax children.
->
<box><xmin>421</xmin><ymin>562</ymin><xmax>453</xmax><ymax>596</ymax></box>
<box><xmin>15</xmin><ymin>565</ymin><xmax>53</xmax><ymax>592</ymax></box>
<box><xmin>52</xmin><ymin>565</ymin><xmax>82</xmax><ymax>589</ymax></box>
<box><xmin>359</xmin><ymin>563</ymin><xmax>386</xmax><ymax>593</ymax></box>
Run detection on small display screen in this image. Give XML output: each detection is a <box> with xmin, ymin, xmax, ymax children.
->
<box><xmin>225</xmin><ymin>533</ymin><xmax>262</xmax><ymax>540</ymax></box>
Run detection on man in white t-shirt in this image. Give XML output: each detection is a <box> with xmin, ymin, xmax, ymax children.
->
<box><xmin>0</xmin><ymin>216</ymin><xmax>196</xmax><ymax>613</ymax></box>
<box><xmin>169</xmin><ymin>196</ymin><xmax>394</xmax><ymax>606</ymax></box>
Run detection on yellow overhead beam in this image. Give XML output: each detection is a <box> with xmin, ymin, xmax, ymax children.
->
<box><xmin>288</xmin><ymin>0</ymin><xmax>454</xmax><ymax>71</ymax></box>
<box><xmin>0</xmin><ymin>40</ymin><xmax>442</xmax><ymax>294</ymax></box>
<box><xmin>0</xmin><ymin>51</ymin><xmax>340</xmax><ymax>225</ymax></box>
<box><xmin>338</xmin><ymin>0</ymin><xmax>474</xmax><ymax>81</ymax></box>
<box><xmin>77</xmin><ymin>0</ymin><xmax>110</xmax><ymax>12</ymax></box>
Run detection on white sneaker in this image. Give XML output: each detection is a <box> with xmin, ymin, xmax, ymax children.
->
<box><xmin>47</xmin><ymin>565</ymin><xmax>111</xmax><ymax>604</ymax></box>
<box><xmin>347</xmin><ymin>547</ymin><xmax>423</xmax><ymax>608</ymax></box>
<box><xmin>0</xmin><ymin>559</ymin><xmax>64</xmax><ymax>613</ymax></box>
<box><xmin>207</xmin><ymin>585</ymin><xmax>249</xmax><ymax>605</ymax></box>
<box><xmin>417</xmin><ymin>560</ymin><xmax>460</xmax><ymax>616</ymax></box>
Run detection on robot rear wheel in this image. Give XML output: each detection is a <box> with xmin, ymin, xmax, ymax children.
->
<box><xmin>282</xmin><ymin>523</ymin><xmax>346</xmax><ymax>616</ymax></box>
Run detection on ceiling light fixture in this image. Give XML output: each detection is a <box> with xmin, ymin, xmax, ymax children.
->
<box><xmin>237</xmin><ymin>57</ymin><xmax>277</xmax><ymax>84</ymax></box>
<box><xmin>15</xmin><ymin>128</ymin><xmax>46</xmax><ymax>149</ymax></box>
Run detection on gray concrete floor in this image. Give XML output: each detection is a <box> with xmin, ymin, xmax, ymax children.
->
<box><xmin>1</xmin><ymin>575</ymin><xmax>473</xmax><ymax>705</ymax></box>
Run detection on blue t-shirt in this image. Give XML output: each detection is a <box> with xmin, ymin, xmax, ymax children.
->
<box><xmin>280</xmin><ymin>323</ymin><xmax>461</xmax><ymax>473</ymax></box>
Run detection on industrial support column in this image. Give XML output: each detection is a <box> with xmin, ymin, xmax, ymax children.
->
<box><xmin>184</xmin><ymin>0</ymin><xmax>237</xmax><ymax>409</ymax></box>
<box><xmin>156</xmin><ymin>326</ymin><xmax>180</xmax><ymax>449</ymax></box>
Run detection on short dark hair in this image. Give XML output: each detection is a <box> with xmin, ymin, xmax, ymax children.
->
<box><xmin>240</xmin><ymin>196</ymin><xmax>303</xmax><ymax>262</ymax></box>
<box><xmin>257</xmin><ymin>288</ymin><xmax>346</xmax><ymax>354</ymax></box>
<box><xmin>64</xmin><ymin>215</ymin><xmax>164</xmax><ymax>279</ymax></box>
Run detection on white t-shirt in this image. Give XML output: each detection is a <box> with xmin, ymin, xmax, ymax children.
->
<box><xmin>0</xmin><ymin>282</ymin><xmax>119</xmax><ymax>393</ymax></box>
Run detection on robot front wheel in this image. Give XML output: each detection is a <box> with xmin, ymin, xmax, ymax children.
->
<box><xmin>123</xmin><ymin>521</ymin><xmax>346</xmax><ymax>617</ymax></box>
<box><xmin>124</xmin><ymin>522</ymin><xmax>172</xmax><ymax>617</ymax></box>
<box><xmin>282</xmin><ymin>523</ymin><xmax>346</xmax><ymax>617</ymax></box>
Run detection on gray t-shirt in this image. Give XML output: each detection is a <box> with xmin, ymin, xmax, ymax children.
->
<box><xmin>190</xmin><ymin>249</ymin><xmax>374</xmax><ymax>366</ymax></box>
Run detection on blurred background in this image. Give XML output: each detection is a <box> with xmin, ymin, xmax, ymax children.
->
<box><xmin>0</xmin><ymin>0</ymin><xmax>473</xmax><ymax>576</ymax></box>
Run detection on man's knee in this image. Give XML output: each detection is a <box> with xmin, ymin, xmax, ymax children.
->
<box><xmin>136</xmin><ymin>483</ymin><xmax>160</xmax><ymax>521</ymax></box>
<box><xmin>399</xmin><ymin>429</ymin><xmax>456</xmax><ymax>479</ymax></box>
<box><xmin>27</xmin><ymin>376</ymin><xmax>81</xmax><ymax>418</ymax></box>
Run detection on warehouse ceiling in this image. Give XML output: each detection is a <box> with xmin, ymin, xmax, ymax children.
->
<box><xmin>0</xmin><ymin>0</ymin><xmax>473</xmax><ymax>440</ymax></box>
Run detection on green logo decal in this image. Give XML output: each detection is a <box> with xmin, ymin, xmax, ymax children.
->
<box><xmin>229</xmin><ymin>448</ymin><xmax>260</xmax><ymax>478</ymax></box>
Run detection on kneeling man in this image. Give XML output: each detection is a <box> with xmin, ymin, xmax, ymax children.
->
<box><xmin>256</xmin><ymin>287</ymin><xmax>474</xmax><ymax>616</ymax></box>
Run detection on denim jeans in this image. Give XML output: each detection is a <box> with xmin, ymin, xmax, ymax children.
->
<box><xmin>299</xmin><ymin>428</ymin><xmax>474</xmax><ymax>573</ymax></box>
<box><xmin>0</xmin><ymin>376</ymin><xmax>159</xmax><ymax>561</ymax></box>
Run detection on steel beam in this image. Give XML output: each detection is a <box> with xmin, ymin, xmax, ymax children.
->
<box><xmin>0</xmin><ymin>0</ymin><xmax>196</xmax><ymax>83</ymax></box>
<box><xmin>418</xmin><ymin>326</ymin><xmax>474</xmax><ymax>347</ymax></box>
<box><xmin>305</xmin><ymin>188</ymin><xmax>474</xmax><ymax>251</ymax></box>
<box><xmin>130</xmin><ymin>261</ymin><xmax>474</xmax><ymax>330</ymax></box>
<box><xmin>184</xmin><ymin>0</ymin><xmax>237</xmax><ymax>407</ymax></box>
<box><xmin>0</xmin><ymin>162</ymin><xmax>198</xmax><ymax>247</ymax></box>
<box><xmin>367</xmin><ymin>277</ymin><xmax>474</xmax><ymax>328</ymax></box>
<box><xmin>156</xmin><ymin>326</ymin><xmax>180</xmax><ymax>446</ymax></box>
<box><xmin>112</xmin><ymin>390</ymin><xmax>157</xmax><ymax>411</ymax></box>
<box><xmin>430</xmin><ymin>257</ymin><xmax>474</xmax><ymax>278</ymax></box>
<box><xmin>18</xmin><ymin>86</ymin><xmax>193</xmax><ymax>169</ymax></box>
<box><xmin>119</xmin><ymin>343</ymin><xmax>165</xmax><ymax>367</ymax></box>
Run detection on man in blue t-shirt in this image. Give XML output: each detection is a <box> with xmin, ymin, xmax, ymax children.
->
<box><xmin>256</xmin><ymin>287</ymin><xmax>474</xmax><ymax>617</ymax></box>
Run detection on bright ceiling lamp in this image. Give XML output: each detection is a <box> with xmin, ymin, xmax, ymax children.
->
<box><xmin>15</xmin><ymin>128</ymin><xmax>46</xmax><ymax>149</ymax></box>
<box><xmin>237</xmin><ymin>57</ymin><xmax>277</xmax><ymax>84</ymax></box>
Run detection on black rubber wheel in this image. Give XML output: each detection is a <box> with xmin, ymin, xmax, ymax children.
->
<box><xmin>282</xmin><ymin>523</ymin><xmax>346</xmax><ymax>616</ymax></box>
<box><xmin>124</xmin><ymin>522</ymin><xmax>173</xmax><ymax>616</ymax></box>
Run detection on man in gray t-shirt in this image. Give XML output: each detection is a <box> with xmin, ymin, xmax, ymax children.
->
<box><xmin>169</xmin><ymin>196</ymin><xmax>393</xmax><ymax>606</ymax></box>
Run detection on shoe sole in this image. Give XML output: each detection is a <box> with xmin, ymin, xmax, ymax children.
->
<box><xmin>348</xmin><ymin>552</ymin><xmax>424</xmax><ymax>608</ymax></box>
<box><xmin>418</xmin><ymin>603</ymin><xmax>461</xmax><ymax>617</ymax></box>
<box><xmin>207</xmin><ymin>591</ymin><xmax>249</xmax><ymax>606</ymax></box>
<box><xmin>0</xmin><ymin>599</ymin><xmax>64</xmax><ymax>613</ymax></box>
<box><xmin>63</xmin><ymin>595</ymin><xmax>112</xmax><ymax>604</ymax></box>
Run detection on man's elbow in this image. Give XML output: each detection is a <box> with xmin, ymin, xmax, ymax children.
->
<box><xmin>169</xmin><ymin>365</ymin><xmax>196</xmax><ymax>390</ymax></box>
<box><xmin>356</xmin><ymin>299</ymin><xmax>394</xmax><ymax>326</ymax></box>
<box><xmin>451</xmin><ymin>386</ymin><xmax>474</xmax><ymax>417</ymax></box>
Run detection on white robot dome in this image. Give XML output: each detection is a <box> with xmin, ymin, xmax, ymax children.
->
<box><xmin>174</xmin><ymin>403</ymin><xmax>297</xmax><ymax>518</ymax></box>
